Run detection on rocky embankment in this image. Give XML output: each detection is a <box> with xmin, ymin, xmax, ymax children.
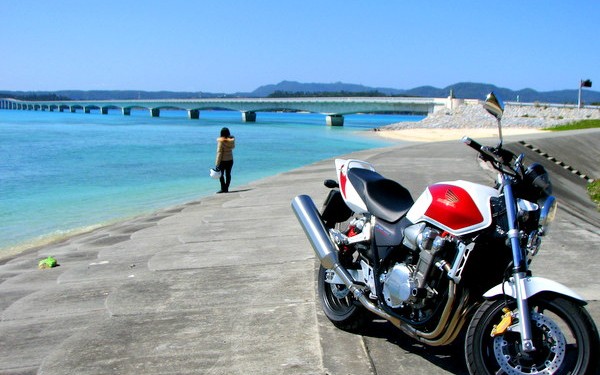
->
<box><xmin>381</xmin><ymin>101</ymin><xmax>600</xmax><ymax>130</ymax></box>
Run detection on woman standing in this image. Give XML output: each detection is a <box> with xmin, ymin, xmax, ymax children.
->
<box><xmin>215</xmin><ymin>127</ymin><xmax>235</xmax><ymax>193</ymax></box>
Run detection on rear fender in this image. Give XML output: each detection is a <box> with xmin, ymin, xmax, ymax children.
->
<box><xmin>321</xmin><ymin>189</ymin><xmax>352</xmax><ymax>227</ymax></box>
<box><xmin>483</xmin><ymin>276</ymin><xmax>586</xmax><ymax>303</ymax></box>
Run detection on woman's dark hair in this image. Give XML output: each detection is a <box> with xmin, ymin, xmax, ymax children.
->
<box><xmin>220</xmin><ymin>127</ymin><xmax>231</xmax><ymax>138</ymax></box>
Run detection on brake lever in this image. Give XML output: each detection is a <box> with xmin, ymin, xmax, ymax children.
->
<box><xmin>479</xmin><ymin>146</ymin><xmax>498</xmax><ymax>163</ymax></box>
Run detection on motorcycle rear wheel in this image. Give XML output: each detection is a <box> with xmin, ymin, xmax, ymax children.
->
<box><xmin>465</xmin><ymin>294</ymin><xmax>599</xmax><ymax>375</ymax></box>
<box><xmin>317</xmin><ymin>265</ymin><xmax>369</xmax><ymax>331</ymax></box>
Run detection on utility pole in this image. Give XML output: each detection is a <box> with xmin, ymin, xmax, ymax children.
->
<box><xmin>578</xmin><ymin>79</ymin><xmax>592</xmax><ymax>108</ymax></box>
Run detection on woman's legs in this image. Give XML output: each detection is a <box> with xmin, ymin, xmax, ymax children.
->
<box><xmin>218</xmin><ymin>160</ymin><xmax>234</xmax><ymax>192</ymax></box>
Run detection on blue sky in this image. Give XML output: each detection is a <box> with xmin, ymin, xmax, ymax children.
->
<box><xmin>1</xmin><ymin>1</ymin><xmax>598</xmax><ymax>93</ymax></box>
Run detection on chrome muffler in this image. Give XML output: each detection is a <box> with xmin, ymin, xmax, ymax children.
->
<box><xmin>291</xmin><ymin>194</ymin><xmax>403</xmax><ymax>327</ymax></box>
<box><xmin>291</xmin><ymin>195</ymin><xmax>340</xmax><ymax>270</ymax></box>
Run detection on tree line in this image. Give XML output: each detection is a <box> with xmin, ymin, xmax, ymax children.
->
<box><xmin>0</xmin><ymin>93</ymin><xmax>71</xmax><ymax>101</ymax></box>
<box><xmin>267</xmin><ymin>90</ymin><xmax>396</xmax><ymax>98</ymax></box>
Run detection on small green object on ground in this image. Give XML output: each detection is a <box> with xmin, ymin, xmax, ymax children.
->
<box><xmin>38</xmin><ymin>256</ymin><xmax>58</xmax><ymax>269</ymax></box>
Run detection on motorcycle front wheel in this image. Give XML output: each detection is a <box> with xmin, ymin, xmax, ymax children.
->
<box><xmin>317</xmin><ymin>265</ymin><xmax>368</xmax><ymax>331</ymax></box>
<box><xmin>465</xmin><ymin>294</ymin><xmax>599</xmax><ymax>375</ymax></box>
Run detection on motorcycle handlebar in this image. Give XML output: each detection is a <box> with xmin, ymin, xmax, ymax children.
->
<box><xmin>461</xmin><ymin>136</ymin><xmax>483</xmax><ymax>152</ymax></box>
<box><xmin>461</xmin><ymin>136</ymin><xmax>521</xmax><ymax>177</ymax></box>
<box><xmin>461</xmin><ymin>136</ymin><xmax>505</xmax><ymax>165</ymax></box>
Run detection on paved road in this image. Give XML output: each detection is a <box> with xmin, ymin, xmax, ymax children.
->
<box><xmin>1</xmin><ymin>129</ymin><xmax>598</xmax><ymax>374</ymax></box>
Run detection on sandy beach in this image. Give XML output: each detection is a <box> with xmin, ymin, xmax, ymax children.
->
<box><xmin>372</xmin><ymin>127</ymin><xmax>547</xmax><ymax>142</ymax></box>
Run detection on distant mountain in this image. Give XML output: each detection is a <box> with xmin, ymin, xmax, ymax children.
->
<box><xmin>403</xmin><ymin>82</ymin><xmax>600</xmax><ymax>104</ymax></box>
<box><xmin>2</xmin><ymin>81</ymin><xmax>599</xmax><ymax>104</ymax></box>
<box><xmin>249</xmin><ymin>80</ymin><xmax>405</xmax><ymax>97</ymax></box>
<box><xmin>251</xmin><ymin>81</ymin><xmax>600</xmax><ymax>104</ymax></box>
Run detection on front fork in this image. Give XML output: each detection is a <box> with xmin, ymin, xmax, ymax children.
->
<box><xmin>502</xmin><ymin>176</ymin><xmax>536</xmax><ymax>352</ymax></box>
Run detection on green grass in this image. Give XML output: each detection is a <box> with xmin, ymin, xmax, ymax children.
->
<box><xmin>544</xmin><ymin>119</ymin><xmax>600</xmax><ymax>131</ymax></box>
<box><xmin>588</xmin><ymin>180</ymin><xmax>600</xmax><ymax>211</ymax></box>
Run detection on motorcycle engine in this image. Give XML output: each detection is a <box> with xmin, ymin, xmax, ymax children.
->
<box><xmin>381</xmin><ymin>225</ymin><xmax>447</xmax><ymax>309</ymax></box>
<box><xmin>381</xmin><ymin>263</ymin><xmax>417</xmax><ymax>308</ymax></box>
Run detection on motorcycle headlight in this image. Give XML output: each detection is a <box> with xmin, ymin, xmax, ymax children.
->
<box><xmin>525</xmin><ymin>163</ymin><xmax>552</xmax><ymax>196</ymax></box>
<box><xmin>538</xmin><ymin>195</ymin><xmax>557</xmax><ymax>236</ymax></box>
<box><xmin>514</xmin><ymin>163</ymin><xmax>553</xmax><ymax>202</ymax></box>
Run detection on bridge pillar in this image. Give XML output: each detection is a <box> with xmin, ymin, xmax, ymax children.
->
<box><xmin>122</xmin><ymin>108</ymin><xmax>131</xmax><ymax>116</ymax></box>
<box><xmin>242</xmin><ymin>111</ymin><xmax>256</xmax><ymax>122</ymax></box>
<box><xmin>188</xmin><ymin>109</ymin><xmax>200</xmax><ymax>119</ymax></box>
<box><xmin>84</xmin><ymin>107</ymin><xmax>90</xmax><ymax>114</ymax></box>
<box><xmin>101</xmin><ymin>107</ymin><xmax>109</xmax><ymax>115</ymax></box>
<box><xmin>70</xmin><ymin>107</ymin><xmax>76</xmax><ymax>113</ymax></box>
<box><xmin>326</xmin><ymin>114</ymin><xmax>344</xmax><ymax>126</ymax></box>
<box><xmin>150</xmin><ymin>108</ymin><xmax>160</xmax><ymax>117</ymax></box>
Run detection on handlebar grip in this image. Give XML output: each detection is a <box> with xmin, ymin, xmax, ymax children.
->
<box><xmin>462</xmin><ymin>136</ymin><xmax>497</xmax><ymax>163</ymax></box>
<box><xmin>461</xmin><ymin>136</ymin><xmax>483</xmax><ymax>151</ymax></box>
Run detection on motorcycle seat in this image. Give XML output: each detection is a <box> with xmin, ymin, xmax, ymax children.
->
<box><xmin>347</xmin><ymin>168</ymin><xmax>414</xmax><ymax>223</ymax></box>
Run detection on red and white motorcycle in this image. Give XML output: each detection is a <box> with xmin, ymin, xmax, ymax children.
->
<box><xmin>292</xmin><ymin>93</ymin><xmax>599</xmax><ymax>374</ymax></box>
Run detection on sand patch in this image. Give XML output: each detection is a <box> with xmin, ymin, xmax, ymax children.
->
<box><xmin>374</xmin><ymin>128</ymin><xmax>547</xmax><ymax>142</ymax></box>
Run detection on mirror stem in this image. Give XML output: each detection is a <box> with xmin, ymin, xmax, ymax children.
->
<box><xmin>497</xmin><ymin>118</ymin><xmax>504</xmax><ymax>148</ymax></box>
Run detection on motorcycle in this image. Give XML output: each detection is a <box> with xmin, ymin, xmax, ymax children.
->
<box><xmin>292</xmin><ymin>93</ymin><xmax>599</xmax><ymax>374</ymax></box>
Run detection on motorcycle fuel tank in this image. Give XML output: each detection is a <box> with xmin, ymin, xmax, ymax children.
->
<box><xmin>406</xmin><ymin>180</ymin><xmax>499</xmax><ymax>236</ymax></box>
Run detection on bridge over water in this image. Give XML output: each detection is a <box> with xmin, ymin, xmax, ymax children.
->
<box><xmin>0</xmin><ymin>96</ymin><xmax>454</xmax><ymax>126</ymax></box>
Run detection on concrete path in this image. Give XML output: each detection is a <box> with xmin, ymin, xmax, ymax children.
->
<box><xmin>1</xmin><ymin>129</ymin><xmax>598</xmax><ymax>375</ymax></box>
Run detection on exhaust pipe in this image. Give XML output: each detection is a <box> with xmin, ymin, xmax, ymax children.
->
<box><xmin>291</xmin><ymin>195</ymin><xmax>340</xmax><ymax>270</ymax></box>
<box><xmin>291</xmin><ymin>195</ymin><xmax>403</xmax><ymax>327</ymax></box>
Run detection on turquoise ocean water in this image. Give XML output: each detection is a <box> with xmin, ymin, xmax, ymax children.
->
<box><xmin>0</xmin><ymin>108</ymin><xmax>423</xmax><ymax>255</ymax></box>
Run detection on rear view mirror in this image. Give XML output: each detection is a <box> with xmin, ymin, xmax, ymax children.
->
<box><xmin>483</xmin><ymin>92</ymin><xmax>505</xmax><ymax>147</ymax></box>
<box><xmin>483</xmin><ymin>92</ymin><xmax>504</xmax><ymax>120</ymax></box>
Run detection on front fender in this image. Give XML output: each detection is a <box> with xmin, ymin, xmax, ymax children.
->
<box><xmin>483</xmin><ymin>276</ymin><xmax>586</xmax><ymax>303</ymax></box>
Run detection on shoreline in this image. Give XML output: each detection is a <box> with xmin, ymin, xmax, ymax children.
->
<box><xmin>0</xmin><ymin>126</ymin><xmax>534</xmax><ymax>264</ymax></box>
<box><xmin>0</xmin><ymin>126</ymin><xmax>547</xmax><ymax>264</ymax></box>
<box><xmin>0</xmin><ymin>198</ymin><xmax>207</xmax><ymax>265</ymax></box>
<box><xmin>0</xmin><ymin>99</ymin><xmax>582</xmax><ymax>264</ymax></box>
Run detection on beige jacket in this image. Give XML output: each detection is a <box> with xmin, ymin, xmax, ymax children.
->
<box><xmin>215</xmin><ymin>137</ymin><xmax>235</xmax><ymax>165</ymax></box>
